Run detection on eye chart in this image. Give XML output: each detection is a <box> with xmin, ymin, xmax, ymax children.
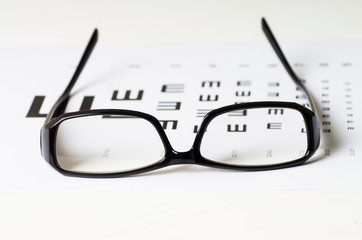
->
<box><xmin>1</xmin><ymin>41</ymin><xmax>362</xmax><ymax>191</ymax></box>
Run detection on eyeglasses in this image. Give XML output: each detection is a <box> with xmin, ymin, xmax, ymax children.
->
<box><xmin>40</xmin><ymin>18</ymin><xmax>320</xmax><ymax>177</ymax></box>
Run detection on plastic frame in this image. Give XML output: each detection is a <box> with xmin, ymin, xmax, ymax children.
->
<box><xmin>40</xmin><ymin>18</ymin><xmax>320</xmax><ymax>177</ymax></box>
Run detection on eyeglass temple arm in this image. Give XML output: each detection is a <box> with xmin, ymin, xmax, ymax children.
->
<box><xmin>43</xmin><ymin>21</ymin><xmax>315</xmax><ymax>122</ymax></box>
<box><xmin>44</xmin><ymin>29</ymin><xmax>98</xmax><ymax>124</ymax></box>
<box><xmin>262</xmin><ymin>18</ymin><xmax>317</xmax><ymax>113</ymax></box>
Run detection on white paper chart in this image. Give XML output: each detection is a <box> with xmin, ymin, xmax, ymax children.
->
<box><xmin>1</xmin><ymin>41</ymin><xmax>361</xmax><ymax>191</ymax></box>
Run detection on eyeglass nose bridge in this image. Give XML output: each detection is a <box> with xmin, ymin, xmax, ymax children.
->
<box><xmin>168</xmin><ymin>149</ymin><xmax>197</xmax><ymax>165</ymax></box>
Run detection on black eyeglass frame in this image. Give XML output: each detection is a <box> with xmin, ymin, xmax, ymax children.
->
<box><xmin>40</xmin><ymin>18</ymin><xmax>320</xmax><ymax>178</ymax></box>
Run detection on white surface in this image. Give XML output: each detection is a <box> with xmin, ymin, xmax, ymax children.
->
<box><xmin>1</xmin><ymin>0</ymin><xmax>362</xmax><ymax>239</ymax></box>
<box><xmin>1</xmin><ymin>191</ymin><xmax>361</xmax><ymax>240</ymax></box>
<box><xmin>2</xmin><ymin>0</ymin><xmax>362</xmax><ymax>46</ymax></box>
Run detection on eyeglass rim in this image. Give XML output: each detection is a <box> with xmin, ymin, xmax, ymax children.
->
<box><xmin>41</xmin><ymin>101</ymin><xmax>319</xmax><ymax>178</ymax></box>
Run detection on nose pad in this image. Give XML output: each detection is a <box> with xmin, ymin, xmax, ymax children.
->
<box><xmin>169</xmin><ymin>149</ymin><xmax>196</xmax><ymax>165</ymax></box>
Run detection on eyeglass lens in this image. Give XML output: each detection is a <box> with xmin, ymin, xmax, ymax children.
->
<box><xmin>55</xmin><ymin>115</ymin><xmax>166</xmax><ymax>174</ymax></box>
<box><xmin>200</xmin><ymin>107</ymin><xmax>308</xmax><ymax>166</ymax></box>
